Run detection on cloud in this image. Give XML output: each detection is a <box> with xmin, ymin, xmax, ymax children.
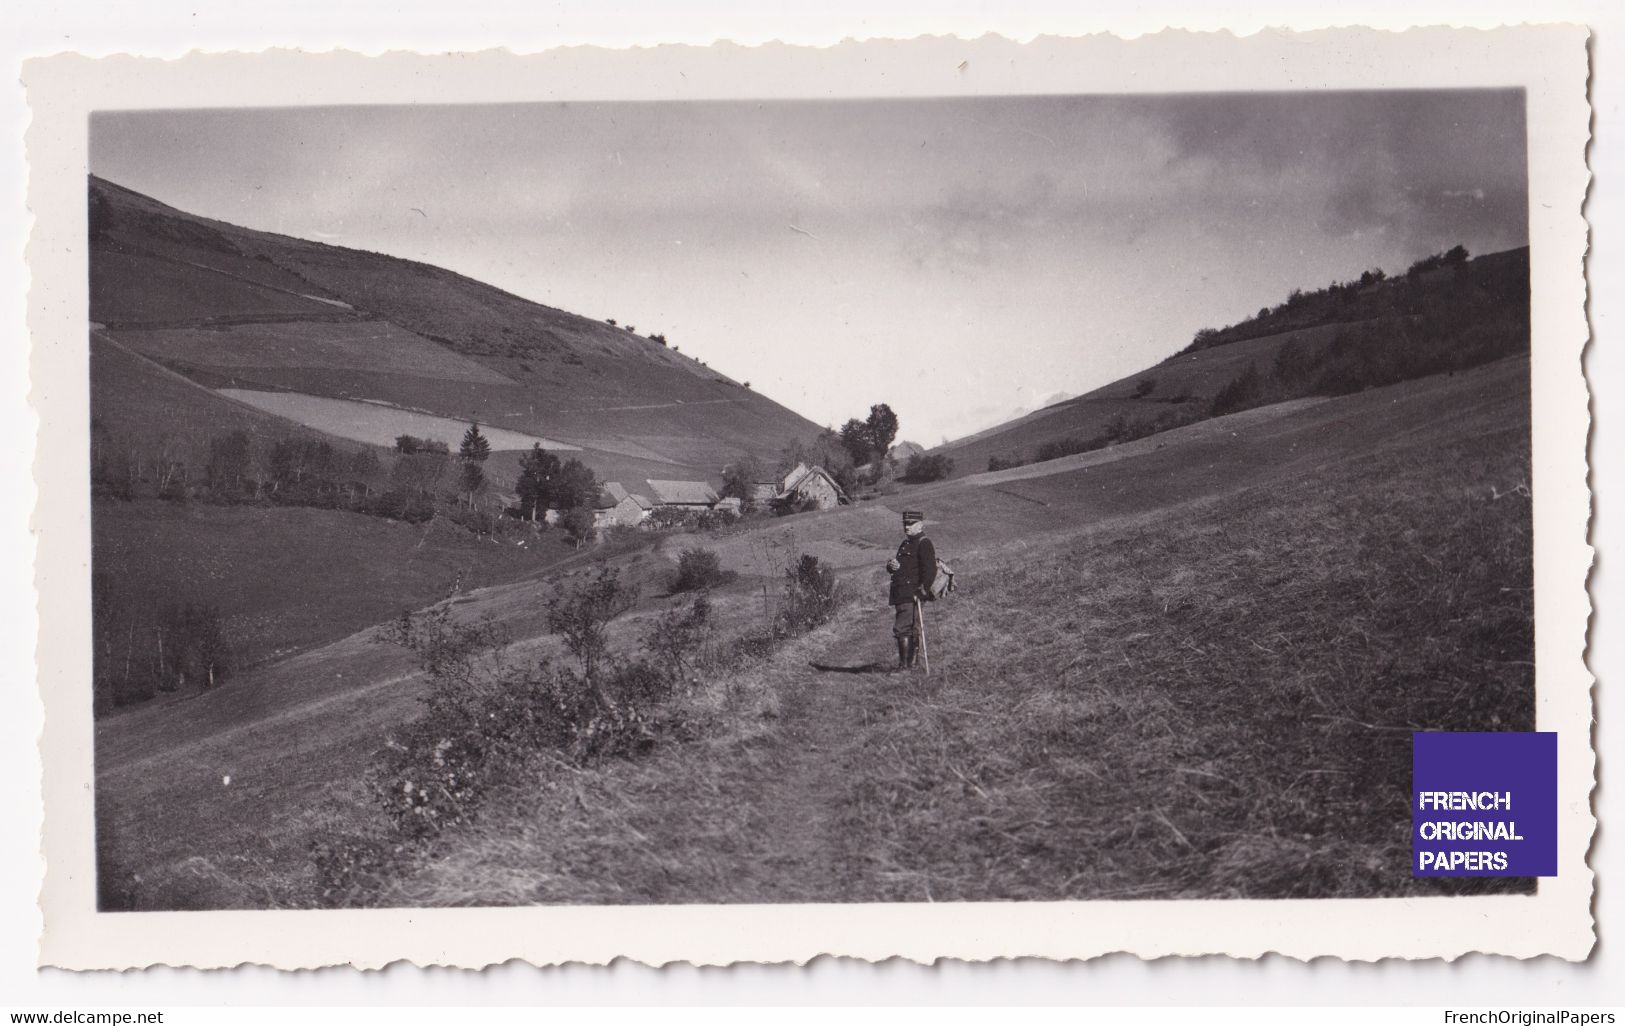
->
<box><xmin>902</xmin><ymin>173</ymin><xmax>1060</xmax><ymax>271</ymax></box>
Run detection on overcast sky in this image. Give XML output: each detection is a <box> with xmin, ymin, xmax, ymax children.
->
<box><xmin>90</xmin><ymin>91</ymin><xmax>1527</xmax><ymax>444</ymax></box>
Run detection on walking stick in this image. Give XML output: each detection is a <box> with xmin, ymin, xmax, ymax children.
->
<box><xmin>914</xmin><ymin>597</ymin><xmax>930</xmax><ymax>675</ymax></box>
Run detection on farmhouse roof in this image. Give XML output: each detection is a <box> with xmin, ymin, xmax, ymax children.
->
<box><xmin>778</xmin><ymin>464</ymin><xmax>848</xmax><ymax>502</ymax></box>
<box><xmin>646</xmin><ymin>479</ymin><xmax>720</xmax><ymax>506</ymax></box>
<box><xmin>597</xmin><ymin>481</ymin><xmax>656</xmax><ymax>510</ymax></box>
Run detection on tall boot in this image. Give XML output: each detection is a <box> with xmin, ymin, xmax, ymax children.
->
<box><xmin>905</xmin><ymin>637</ymin><xmax>919</xmax><ymax>669</ymax></box>
<box><xmin>893</xmin><ymin>638</ymin><xmax>909</xmax><ymax>672</ymax></box>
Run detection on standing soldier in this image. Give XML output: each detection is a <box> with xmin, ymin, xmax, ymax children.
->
<box><xmin>885</xmin><ymin>510</ymin><xmax>937</xmax><ymax>671</ymax></box>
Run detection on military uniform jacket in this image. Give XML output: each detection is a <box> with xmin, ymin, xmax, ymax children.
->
<box><xmin>889</xmin><ymin>534</ymin><xmax>938</xmax><ymax>605</ymax></box>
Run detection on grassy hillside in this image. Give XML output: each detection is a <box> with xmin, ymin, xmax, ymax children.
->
<box><xmin>88</xmin><ymin>175</ymin><xmax>842</xmax><ymax>716</ymax></box>
<box><xmin>93</xmin><ymin>499</ymin><xmax>574</xmax><ymax>672</ymax></box>
<box><xmin>93</xmin><ymin>355</ymin><xmax>1532</xmax><ymax>908</ymax></box>
<box><xmin>374</xmin><ymin>359</ymin><xmax>1531</xmax><ymax>906</ymax></box>
<box><xmin>90</xmin><ymin>175</ymin><xmax>824</xmax><ymax>477</ymax></box>
<box><xmin>936</xmin><ymin>247</ymin><xmax>1529</xmax><ymax>477</ymax></box>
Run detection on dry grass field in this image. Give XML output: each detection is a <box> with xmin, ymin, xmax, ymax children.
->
<box><xmin>93</xmin><ymin>355</ymin><xmax>1532</xmax><ymax>908</ymax></box>
<box><xmin>346</xmin><ymin>358</ymin><xmax>1531</xmax><ymax>906</ymax></box>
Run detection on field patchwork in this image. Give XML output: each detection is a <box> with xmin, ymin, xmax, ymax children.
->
<box><xmin>216</xmin><ymin>389</ymin><xmax>579</xmax><ymax>451</ymax></box>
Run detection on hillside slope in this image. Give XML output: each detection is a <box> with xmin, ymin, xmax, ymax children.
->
<box><xmin>94</xmin><ymin>356</ymin><xmax>1531</xmax><ymax>908</ymax></box>
<box><xmin>90</xmin><ymin>175</ymin><xmax>824</xmax><ymax>478</ymax></box>
<box><xmin>934</xmin><ymin>247</ymin><xmax>1529</xmax><ymax>476</ymax></box>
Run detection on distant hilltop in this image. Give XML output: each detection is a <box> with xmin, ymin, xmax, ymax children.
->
<box><xmin>87</xmin><ymin>174</ymin><xmax>824</xmax><ymax>486</ymax></box>
<box><xmin>933</xmin><ymin>245</ymin><xmax>1530</xmax><ymax>477</ymax></box>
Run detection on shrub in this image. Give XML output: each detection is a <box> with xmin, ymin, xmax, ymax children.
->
<box><xmin>1131</xmin><ymin>377</ymin><xmax>1156</xmax><ymax>399</ymax></box>
<box><xmin>647</xmin><ymin>506</ymin><xmax>693</xmax><ymax>530</ymax></box>
<box><xmin>695</xmin><ymin>507</ymin><xmax>740</xmax><ymax>531</ymax></box>
<box><xmin>672</xmin><ymin>547</ymin><xmax>727</xmax><ymax>592</ymax></box>
<box><xmin>644</xmin><ymin>593</ymin><xmax>716</xmax><ymax>691</ymax></box>
<box><xmin>903</xmin><ymin>453</ymin><xmax>955</xmax><ymax>482</ymax></box>
<box><xmin>987</xmin><ymin>455</ymin><xmax>1026</xmax><ymax>472</ymax></box>
<box><xmin>560</xmin><ymin>505</ymin><xmax>596</xmax><ymax>546</ymax></box>
<box><xmin>1210</xmin><ymin>364</ymin><xmax>1268</xmax><ymax>417</ymax></box>
<box><xmin>1035</xmin><ymin>433</ymin><xmax>1109</xmax><ymax>463</ymax></box>
<box><xmin>779</xmin><ymin>554</ymin><xmax>842</xmax><ymax>634</ymax></box>
<box><xmin>545</xmin><ymin>566</ymin><xmax>637</xmax><ymax>685</ymax></box>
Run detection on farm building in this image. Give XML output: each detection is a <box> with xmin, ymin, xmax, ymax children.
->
<box><xmin>774</xmin><ymin>463</ymin><xmax>848</xmax><ymax>511</ymax></box>
<box><xmin>646</xmin><ymin>478</ymin><xmax>720</xmax><ymax>510</ymax></box>
<box><xmin>593</xmin><ymin>481</ymin><xmax>654</xmax><ymax>529</ymax></box>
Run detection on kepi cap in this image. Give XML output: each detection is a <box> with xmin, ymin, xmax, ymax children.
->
<box><xmin>902</xmin><ymin>510</ymin><xmax>925</xmax><ymax>525</ymax></box>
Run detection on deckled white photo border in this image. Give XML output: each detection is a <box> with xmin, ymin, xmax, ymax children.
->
<box><xmin>24</xmin><ymin>26</ymin><xmax>1594</xmax><ymax>969</ymax></box>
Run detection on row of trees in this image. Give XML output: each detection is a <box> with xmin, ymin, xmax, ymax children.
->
<box><xmin>996</xmin><ymin>246</ymin><xmax>1528</xmax><ymax>472</ymax></box>
<box><xmin>93</xmin><ymin>421</ymin><xmax>604</xmax><ymax>544</ymax></box>
<box><xmin>837</xmin><ymin>403</ymin><xmax>900</xmax><ymax>468</ymax></box>
<box><xmin>93</xmin><ymin>581</ymin><xmax>232</xmax><ymax>713</ymax></box>
<box><xmin>1178</xmin><ymin>244</ymin><xmax>1476</xmax><ymax>357</ymax></box>
<box><xmin>514</xmin><ymin>443</ymin><xmax>598</xmax><ymax>522</ymax></box>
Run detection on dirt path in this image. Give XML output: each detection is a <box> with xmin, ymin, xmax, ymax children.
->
<box><xmin>708</xmin><ymin>612</ymin><xmax>909</xmax><ymax>902</ymax></box>
<box><xmin>744</xmin><ymin>670</ymin><xmax>875</xmax><ymax>900</ymax></box>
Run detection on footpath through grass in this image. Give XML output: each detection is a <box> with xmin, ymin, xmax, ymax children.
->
<box><xmin>353</xmin><ymin>394</ymin><xmax>1532</xmax><ymax>905</ymax></box>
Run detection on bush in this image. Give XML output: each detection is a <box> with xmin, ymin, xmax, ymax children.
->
<box><xmin>903</xmin><ymin>453</ymin><xmax>955</xmax><ymax>482</ymax></box>
<box><xmin>779</xmin><ymin>554</ymin><xmax>842</xmax><ymax>634</ymax></box>
<box><xmin>672</xmin><ymin>547</ymin><xmax>727</xmax><ymax>592</ymax></box>
<box><xmin>647</xmin><ymin>506</ymin><xmax>693</xmax><ymax>530</ymax></box>
<box><xmin>1036</xmin><ymin>433</ymin><xmax>1109</xmax><ymax>463</ymax></box>
<box><xmin>987</xmin><ymin>455</ymin><xmax>1026</xmax><ymax>472</ymax></box>
<box><xmin>695</xmin><ymin>508</ymin><xmax>739</xmax><ymax>531</ymax></box>
<box><xmin>644</xmin><ymin>593</ymin><xmax>716</xmax><ymax>691</ymax></box>
<box><xmin>1210</xmin><ymin>364</ymin><xmax>1268</xmax><ymax>417</ymax></box>
<box><xmin>560</xmin><ymin>505</ymin><xmax>596</xmax><ymax>546</ymax></box>
<box><xmin>367</xmin><ymin>568</ymin><xmax>657</xmax><ymax>838</ymax></box>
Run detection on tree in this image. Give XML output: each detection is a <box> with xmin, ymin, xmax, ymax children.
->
<box><xmin>721</xmin><ymin>455</ymin><xmax>763</xmax><ymax>504</ymax></box>
<box><xmin>395</xmin><ymin>434</ymin><xmax>421</xmax><ymax>455</ymax></box>
<box><xmin>459</xmin><ymin>422</ymin><xmax>492</xmax><ymax>464</ymax></box>
<box><xmin>864</xmin><ymin>403</ymin><xmax>899</xmax><ymax>459</ymax></box>
<box><xmin>206</xmin><ymin>431</ymin><xmax>252</xmax><ymax>498</ymax></box>
<box><xmin>460</xmin><ymin>462</ymin><xmax>486</xmax><ymax>507</ymax></box>
<box><xmin>153</xmin><ymin>433</ymin><xmax>188</xmax><ymax>500</ymax></box>
<box><xmin>545</xmin><ymin>566</ymin><xmax>636</xmax><ymax>691</ymax></box>
<box><xmin>672</xmin><ymin>547</ymin><xmax>726</xmax><ymax>592</ymax></box>
<box><xmin>552</xmin><ymin>458</ymin><xmax>599</xmax><ymax>512</ymax></box>
<box><xmin>392</xmin><ymin>451</ymin><xmax>448</xmax><ymax>498</ymax></box>
<box><xmin>516</xmin><ymin>443</ymin><xmax>562</xmax><ymax>521</ymax></box>
<box><xmin>559</xmin><ymin>505</ymin><xmax>597</xmax><ymax>548</ymax></box>
<box><xmin>903</xmin><ymin>453</ymin><xmax>954</xmax><ymax>482</ymax></box>
<box><xmin>838</xmin><ymin>418</ymin><xmax>872</xmax><ymax>466</ymax></box>
<box><xmin>349</xmin><ymin>448</ymin><xmax>382</xmax><ymax>499</ymax></box>
<box><xmin>456</xmin><ymin>423</ymin><xmax>493</xmax><ymax>509</ymax></box>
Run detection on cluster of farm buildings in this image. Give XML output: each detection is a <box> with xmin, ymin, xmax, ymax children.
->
<box><xmin>542</xmin><ymin>462</ymin><xmax>848</xmax><ymax>530</ymax></box>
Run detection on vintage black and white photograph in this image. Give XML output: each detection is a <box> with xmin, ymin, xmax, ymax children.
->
<box><xmin>82</xmin><ymin>85</ymin><xmax>1542</xmax><ymax>910</ymax></box>
<box><xmin>24</xmin><ymin>27</ymin><xmax>1594</xmax><ymax>967</ymax></box>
